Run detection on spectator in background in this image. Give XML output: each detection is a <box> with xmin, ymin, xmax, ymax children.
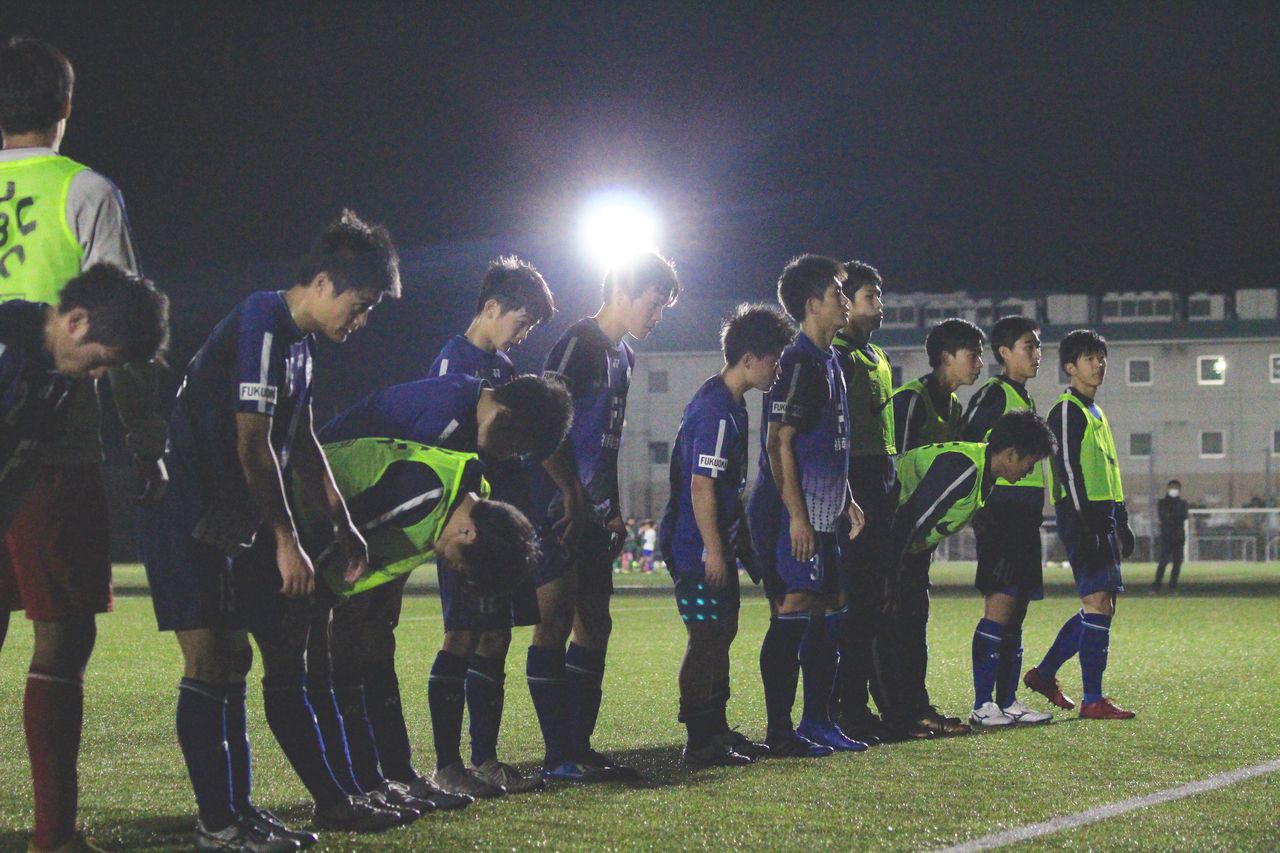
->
<box><xmin>619</xmin><ymin>518</ymin><xmax>639</xmax><ymax>572</ymax></box>
<box><xmin>1154</xmin><ymin>480</ymin><xmax>1189</xmax><ymax>592</ymax></box>
<box><xmin>640</xmin><ymin>520</ymin><xmax>659</xmax><ymax>573</ymax></box>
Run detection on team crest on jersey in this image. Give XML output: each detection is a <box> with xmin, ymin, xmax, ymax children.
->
<box><xmin>697</xmin><ymin>454</ymin><xmax>727</xmax><ymax>472</ymax></box>
<box><xmin>239</xmin><ymin>382</ymin><xmax>278</xmax><ymax>404</ymax></box>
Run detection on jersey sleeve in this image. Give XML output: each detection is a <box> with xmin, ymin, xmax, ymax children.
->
<box><xmin>770</xmin><ymin>355</ymin><xmax>825</xmax><ymax>430</ymax></box>
<box><xmin>1049</xmin><ymin>400</ymin><xmax>1090</xmax><ymax>522</ymax></box>
<box><xmin>892</xmin><ymin>451</ymin><xmax>979</xmax><ymax>558</ymax></box>
<box><xmin>235</xmin><ymin>303</ymin><xmax>285</xmax><ymax>418</ymax></box>
<box><xmin>68</xmin><ymin>170</ymin><xmax>140</xmax><ymax>274</ymax></box>
<box><xmin>543</xmin><ymin>329</ymin><xmax>599</xmax><ymax>399</ymax></box>
<box><xmin>961</xmin><ymin>383</ymin><xmax>1005</xmax><ymax>442</ymax></box>
<box><xmin>687</xmin><ymin>409</ymin><xmax>732</xmax><ymax>480</ymax></box>
<box><xmin>892</xmin><ymin>389</ymin><xmax>925</xmax><ymax>452</ymax></box>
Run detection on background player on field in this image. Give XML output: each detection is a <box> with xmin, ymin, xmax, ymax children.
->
<box><xmin>1024</xmin><ymin>329</ymin><xmax>1138</xmax><ymax>720</ymax></box>
<box><xmin>317</xmin><ymin>370</ymin><xmax>570</xmax><ymax>799</ymax></box>
<box><xmin>961</xmin><ymin>316</ymin><xmax>1054</xmax><ymax>727</ymax></box>
<box><xmin>526</xmin><ymin>250</ymin><xmax>679</xmax><ymax>781</ymax></box>
<box><xmin>0</xmin><ymin>37</ymin><xmax>169</xmax><ymax>853</ymax></box>
<box><xmin>658</xmin><ymin>303</ymin><xmax>794</xmax><ymax>767</ymax></box>
<box><xmin>138</xmin><ymin>210</ymin><xmax>402</xmax><ymax>849</ymax></box>
<box><xmin>891</xmin><ymin>318</ymin><xmax>985</xmax><ymax>452</ymax></box>
<box><xmin>749</xmin><ymin>255</ymin><xmax>867</xmax><ymax>758</ymax></box>
<box><xmin>829</xmin><ymin>260</ymin><xmax>897</xmax><ymax>745</ymax></box>
<box><xmin>882</xmin><ymin>411</ymin><xmax>1056</xmax><ymax>740</ymax></box>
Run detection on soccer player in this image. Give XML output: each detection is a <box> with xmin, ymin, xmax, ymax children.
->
<box><xmin>829</xmin><ymin>260</ymin><xmax>897</xmax><ymax>745</ymax></box>
<box><xmin>316</xmin><ymin>370</ymin><xmax>571</xmax><ymax>799</ymax></box>
<box><xmin>0</xmin><ymin>37</ymin><xmax>169</xmax><ymax>853</ymax></box>
<box><xmin>527</xmin><ymin>250</ymin><xmax>679</xmax><ymax>781</ymax></box>
<box><xmin>961</xmin><ymin>316</ymin><xmax>1054</xmax><ymax>727</ymax></box>
<box><xmin>1153</xmin><ymin>480</ymin><xmax>1188</xmax><ymax>591</ymax></box>
<box><xmin>749</xmin><ymin>254</ymin><xmax>866</xmax><ymax>757</ymax></box>
<box><xmin>881</xmin><ymin>411</ymin><xmax>1056</xmax><ymax>739</ymax></box>
<box><xmin>658</xmin><ymin>303</ymin><xmax>794</xmax><ymax>767</ymax></box>
<box><xmin>1024</xmin><ymin>330</ymin><xmax>1138</xmax><ymax>720</ymax></box>
<box><xmin>138</xmin><ymin>210</ymin><xmax>402</xmax><ymax>849</ymax></box>
<box><xmin>891</xmin><ymin>318</ymin><xmax>985</xmax><ymax>452</ymax></box>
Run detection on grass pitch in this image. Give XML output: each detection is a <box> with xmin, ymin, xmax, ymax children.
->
<box><xmin>2</xmin><ymin>562</ymin><xmax>1278</xmax><ymax>851</ymax></box>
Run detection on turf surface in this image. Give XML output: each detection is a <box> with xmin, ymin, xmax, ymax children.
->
<box><xmin>2</xmin><ymin>562</ymin><xmax>1277</xmax><ymax>851</ymax></box>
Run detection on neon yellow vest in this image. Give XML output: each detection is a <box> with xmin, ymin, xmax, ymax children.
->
<box><xmin>896</xmin><ymin>441</ymin><xmax>988</xmax><ymax>553</ymax></box>
<box><xmin>302</xmin><ymin>438</ymin><xmax>490</xmax><ymax>597</ymax></box>
<box><xmin>1049</xmin><ymin>392</ymin><xmax>1124</xmax><ymax>504</ymax></box>
<box><xmin>0</xmin><ymin>155</ymin><xmax>86</xmax><ymax>305</ymax></box>
<box><xmin>891</xmin><ymin>377</ymin><xmax>961</xmax><ymax>448</ymax></box>
<box><xmin>979</xmin><ymin>377</ymin><xmax>1045</xmax><ymax>490</ymax></box>
<box><xmin>833</xmin><ymin>333</ymin><xmax>896</xmax><ymax>456</ymax></box>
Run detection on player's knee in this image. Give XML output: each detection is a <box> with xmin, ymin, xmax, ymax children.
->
<box><xmin>442</xmin><ymin>630</ymin><xmax>476</xmax><ymax>657</ymax></box>
<box><xmin>31</xmin><ymin>617</ymin><xmax>97</xmax><ymax>674</ymax></box>
<box><xmin>476</xmin><ymin>629</ymin><xmax>511</xmax><ymax>659</ymax></box>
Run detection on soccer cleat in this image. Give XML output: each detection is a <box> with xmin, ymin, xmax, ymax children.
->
<box><xmin>683</xmin><ymin>740</ymin><xmax>753</xmax><ymax>768</ymax></box>
<box><xmin>882</xmin><ymin>720</ymin><xmax>934</xmax><ymax>742</ymax></box>
<box><xmin>796</xmin><ymin>719</ymin><xmax>869</xmax><ymax>752</ymax></box>
<box><xmin>541</xmin><ymin>760</ymin><xmax>618</xmax><ymax>783</ymax></box>
<box><xmin>1002</xmin><ymin>700</ymin><xmax>1052</xmax><ymax>725</ymax></box>
<box><xmin>969</xmin><ymin>702</ymin><xmax>1015</xmax><ymax>727</ymax></box>
<box><xmin>764</xmin><ymin>729</ymin><xmax>836</xmax><ymax>758</ymax></box>
<box><xmin>713</xmin><ymin>727</ymin><xmax>770</xmax><ymax>759</ymax></box>
<box><xmin>578</xmin><ymin>748</ymin><xmax>640</xmax><ymax>781</ymax></box>
<box><xmin>1079</xmin><ymin>697</ymin><xmax>1136</xmax><ymax>720</ymax></box>
<box><xmin>365</xmin><ymin>782</ymin><xmax>425</xmax><ymax>822</ymax></box>
<box><xmin>243</xmin><ymin>809</ymin><xmax>319</xmax><ymax>848</ymax></box>
<box><xmin>472</xmin><ymin>758</ymin><xmax>547</xmax><ymax>794</ymax></box>
<box><xmin>833</xmin><ymin>710</ymin><xmax>891</xmax><ymax>747</ymax></box>
<box><xmin>1023</xmin><ymin>667</ymin><xmax>1076</xmax><ymax>710</ymax></box>
<box><xmin>27</xmin><ymin>831</ymin><xmax>110</xmax><ymax>853</ymax></box>
<box><xmin>194</xmin><ymin>819</ymin><xmax>300</xmax><ymax>852</ymax></box>
<box><xmin>432</xmin><ymin>761</ymin><xmax>506</xmax><ymax>798</ymax></box>
<box><xmin>400</xmin><ymin>773</ymin><xmax>473</xmax><ymax>810</ymax></box>
<box><xmin>918</xmin><ymin>709</ymin><xmax>971</xmax><ymax>737</ymax></box>
<box><xmin>312</xmin><ymin>796</ymin><xmax>404</xmax><ymax>833</ymax></box>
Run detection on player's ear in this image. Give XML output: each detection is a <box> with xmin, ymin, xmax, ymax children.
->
<box><xmin>62</xmin><ymin>306</ymin><xmax>92</xmax><ymax>341</ymax></box>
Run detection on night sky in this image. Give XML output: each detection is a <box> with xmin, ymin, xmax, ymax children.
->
<box><xmin>5</xmin><ymin>2</ymin><xmax>1278</xmax><ymax>410</ymax></box>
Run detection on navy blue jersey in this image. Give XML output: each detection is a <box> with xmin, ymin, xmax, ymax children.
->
<box><xmin>659</xmin><ymin>375</ymin><xmax>748</xmax><ymax>570</ymax></box>
<box><xmin>0</xmin><ymin>300</ymin><xmax>74</xmax><ymax>528</ymax></box>
<box><xmin>429</xmin><ymin>334</ymin><xmax>515</xmax><ymax>385</ymax></box>
<box><xmin>318</xmin><ymin>374</ymin><xmax>484</xmax><ymax>451</ymax></box>
<box><xmin>533</xmin><ymin>317</ymin><xmax>633</xmax><ymax>521</ymax></box>
<box><xmin>166</xmin><ymin>291</ymin><xmax>313</xmax><ymax>530</ymax></box>
<box><xmin>756</xmin><ymin>332</ymin><xmax>850</xmax><ymax>532</ymax></box>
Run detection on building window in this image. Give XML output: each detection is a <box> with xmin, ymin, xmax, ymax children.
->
<box><xmin>1188</xmin><ymin>298</ymin><xmax>1212</xmax><ymax>318</ymax></box>
<box><xmin>648</xmin><ymin>370</ymin><xmax>668</xmax><ymax>393</ymax></box>
<box><xmin>649</xmin><ymin>441</ymin><xmax>669</xmax><ymax>465</ymax></box>
<box><xmin>1197</xmin><ymin>355</ymin><xmax>1227</xmax><ymax>385</ymax></box>
<box><xmin>1126</xmin><ymin>358</ymin><xmax>1152</xmax><ymax>386</ymax></box>
<box><xmin>1199</xmin><ymin>431</ymin><xmax>1225</xmax><ymax>459</ymax></box>
<box><xmin>1129</xmin><ymin>433</ymin><xmax>1152</xmax><ymax>458</ymax></box>
<box><xmin>1270</xmin><ymin>354</ymin><xmax>1280</xmax><ymax>384</ymax></box>
<box><xmin>1273</xmin><ymin>429</ymin><xmax>1280</xmax><ymax>456</ymax></box>
<box><xmin>891</xmin><ymin>365</ymin><xmax>904</xmax><ymax>388</ymax></box>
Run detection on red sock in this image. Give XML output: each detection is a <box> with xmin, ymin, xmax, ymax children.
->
<box><xmin>25</xmin><ymin>668</ymin><xmax>84</xmax><ymax>850</ymax></box>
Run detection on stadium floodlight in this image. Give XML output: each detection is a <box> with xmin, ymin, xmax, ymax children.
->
<box><xmin>579</xmin><ymin>190</ymin><xmax>659</xmax><ymax>270</ymax></box>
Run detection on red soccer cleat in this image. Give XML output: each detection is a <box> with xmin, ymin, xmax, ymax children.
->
<box><xmin>1023</xmin><ymin>667</ymin><xmax>1076</xmax><ymax>710</ymax></box>
<box><xmin>1079</xmin><ymin>697</ymin><xmax>1136</xmax><ymax>720</ymax></box>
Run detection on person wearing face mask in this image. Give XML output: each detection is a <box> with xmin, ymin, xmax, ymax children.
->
<box><xmin>1154</xmin><ymin>480</ymin><xmax>1189</xmax><ymax>592</ymax></box>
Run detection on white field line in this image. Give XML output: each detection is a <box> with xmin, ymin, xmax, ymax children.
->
<box><xmin>935</xmin><ymin>758</ymin><xmax>1280</xmax><ymax>852</ymax></box>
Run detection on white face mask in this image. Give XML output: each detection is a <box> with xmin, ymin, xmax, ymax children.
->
<box><xmin>1167</xmin><ymin>488</ymin><xmax>1180</xmax><ymax>498</ymax></box>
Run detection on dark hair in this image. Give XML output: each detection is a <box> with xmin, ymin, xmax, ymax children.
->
<box><xmin>990</xmin><ymin>316</ymin><xmax>1041</xmax><ymax>365</ymax></box>
<box><xmin>477</xmin><ymin>255</ymin><xmax>555</xmax><ymax>325</ymax></box>
<box><xmin>1168</xmin><ymin>479</ymin><xmax>1181</xmax><ymax>487</ymax></box>
<box><xmin>458</xmin><ymin>499</ymin><xmax>540</xmax><ymax>597</ymax></box>
<box><xmin>58</xmin><ymin>263</ymin><xmax>169</xmax><ymax>363</ymax></box>
<box><xmin>776</xmin><ymin>254</ymin><xmax>846</xmax><ymax>323</ymax></box>
<box><xmin>842</xmin><ymin>260</ymin><xmax>883</xmax><ymax>298</ymax></box>
<box><xmin>294</xmin><ymin>209</ymin><xmax>401</xmax><ymax>298</ymax></box>
<box><xmin>1059</xmin><ymin>329</ymin><xmax>1108</xmax><ymax>367</ymax></box>
<box><xmin>602</xmin><ymin>251</ymin><xmax>680</xmax><ymax>305</ymax></box>
<box><xmin>925</xmin><ymin>318</ymin><xmax>986</xmax><ymax>368</ymax></box>
<box><xmin>987</xmin><ymin>410</ymin><xmax>1057</xmax><ymax>460</ymax></box>
<box><xmin>721</xmin><ymin>302</ymin><xmax>794</xmax><ymax>366</ymax></box>
<box><xmin>490</xmin><ymin>374</ymin><xmax>573</xmax><ymax>461</ymax></box>
<box><xmin>0</xmin><ymin>37</ymin><xmax>73</xmax><ymax>135</ymax></box>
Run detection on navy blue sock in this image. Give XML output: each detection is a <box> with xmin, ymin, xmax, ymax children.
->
<box><xmin>823</xmin><ymin>607</ymin><xmax>847</xmax><ymax>713</ymax></box>
<box><xmin>1037</xmin><ymin>610</ymin><xmax>1084</xmax><ymax>678</ymax></box>
<box><xmin>361</xmin><ymin>659</ymin><xmax>415</xmax><ymax>782</ymax></box>
<box><xmin>565</xmin><ymin>642</ymin><xmax>606</xmax><ymax>758</ymax></box>
<box><xmin>759</xmin><ymin>614</ymin><xmax>806</xmax><ymax>736</ymax></box>
<box><xmin>971</xmin><ymin>619</ymin><xmax>1004</xmax><ymax>709</ymax></box>
<box><xmin>306</xmin><ymin>672</ymin><xmax>362</xmax><ymax>796</ymax></box>
<box><xmin>799</xmin><ymin>612</ymin><xmax>837</xmax><ymax>726</ymax></box>
<box><xmin>177</xmin><ymin>679</ymin><xmax>234</xmax><ymax>831</ymax></box>
<box><xmin>224</xmin><ymin>682</ymin><xmax>253</xmax><ymax>814</ymax></box>
<box><xmin>1079</xmin><ymin>613</ymin><xmax>1112</xmax><ymax>704</ymax></box>
<box><xmin>428</xmin><ymin>651</ymin><xmax>468</xmax><ymax>769</ymax></box>
<box><xmin>679</xmin><ymin>697</ymin><xmax>720</xmax><ymax>748</ymax></box>
<box><xmin>996</xmin><ymin>630</ymin><xmax>1023</xmax><ymax>708</ymax></box>
<box><xmin>332</xmin><ymin>676</ymin><xmax>383</xmax><ymax>792</ymax></box>
<box><xmin>526</xmin><ymin>645</ymin><xmax>569</xmax><ymax>766</ymax></box>
<box><xmin>261</xmin><ymin>673</ymin><xmax>345</xmax><ymax>807</ymax></box>
<box><xmin>466</xmin><ymin>655</ymin><xmax>506</xmax><ymax>767</ymax></box>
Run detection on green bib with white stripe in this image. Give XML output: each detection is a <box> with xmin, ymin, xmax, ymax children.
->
<box><xmin>979</xmin><ymin>377</ymin><xmax>1046</xmax><ymax>489</ymax></box>
<box><xmin>891</xmin><ymin>377</ymin><xmax>961</xmax><ymax>447</ymax></box>
<box><xmin>0</xmin><ymin>155</ymin><xmax>86</xmax><ymax>304</ymax></box>
<box><xmin>896</xmin><ymin>441</ymin><xmax>988</xmax><ymax>553</ymax></box>
<box><xmin>1049</xmin><ymin>392</ymin><xmax>1124</xmax><ymax>505</ymax></box>
<box><xmin>833</xmin><ymin>333</ymin><xmax>896</xmax><ymax>456</ymax></box>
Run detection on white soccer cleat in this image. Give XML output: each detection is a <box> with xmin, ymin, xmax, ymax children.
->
<box><xmin>969</xmin><ymin>702</ymin><xmax>1015</xmax><ymax>727</ymax></box>
<box><xmin>1002</xmin><ymin>700</ymin><xmax>1053</xmax><ymax>724</ymax></box>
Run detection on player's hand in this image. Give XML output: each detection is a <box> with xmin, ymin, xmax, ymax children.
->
<box><xmin>335</xmin><ymin>524</ymin><xmax>371</xmax><ymax>584</ymax></box>
<box><xmin>553</xmin><ymin>485</ymin><xmax>591</xmax><ymax>549</ymax></box>
<box><xmin>1117</xmin><ymin>522</ymin><xmax>1136</xmax><ymax>559</ymax></box>
<box><xmin>704</xmin><ymin>551</ymin><xmax>730</xmax><ymax>590</ymax></box>
<box><xmin>135</xmin><ymin>455</ymin><xmax>169</xmax><ymax>505</ymax></box>
<box><xmin>845</xmin><ymin>500</ymin><xmax>866</xmax><ymax>541</ymax></box>
<box><xmin>604</xmin><ymin>513</ymin><xmax>628</xmax><ymax>560</ymax></box>
<box><xmin>277</xmin><ymin>538</ymin><xmax>316</xmax><ymax>599</ymax></box>
<box><xmin>790</xmin><ymin>517</ymin><xmax>817</xmax><ymax>563</ymax></box>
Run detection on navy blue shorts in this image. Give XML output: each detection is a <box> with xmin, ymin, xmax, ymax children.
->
<box><xmin>533</xmin><ymin>519</ymin><xmax>614</xmax><ymax>596</ymax></box>
<box><xmin>438</xmin><ymin>561</ymin><xmax>540</xmax><ymax>631</ymax></box>
<box><xmin>770</xmin><ymin>508</ymin><xmax>840</xmax><ymax>597</ymax></box>
<box><xmin>138</xmin><ymin>489</ymin><xmax>241</xmax><ymax>632</ymax></box>
<box><xmin>671</xmin><ymin>571</ymin><xmax>740</xmax><ymax>626</ymax></box>
<box><xmin>231</xmin><ymin>532</ymin><xmax>335</xmax><ymax>646</ymax></box>
<box><xmin>974</xmin><ymin>505</ymin><xmax>1045</xmax><ymax>601</ymax></box>
<box><xmin>1056</xmin><ymin>506</ymin><xmax>1124</xmax><ymax>597</ymax></box>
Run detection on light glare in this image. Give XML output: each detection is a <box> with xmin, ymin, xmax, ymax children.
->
<box><xmin>580</xmin><ymin>192</ymin><xmax>659</xmax><ymax>270</ymax></box>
